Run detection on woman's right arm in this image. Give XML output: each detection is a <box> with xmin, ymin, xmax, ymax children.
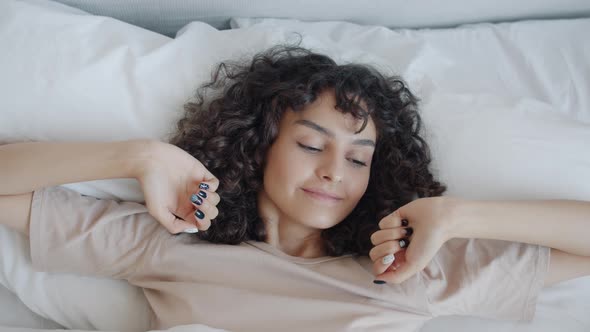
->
<box><xmin>0</xmin><ymin>140</ymin><xmax>220</xmax><ymax>236</ymax></box>
<box><xmin>0</xmin><ymin>140</ymin><xmax>148</xmax><ymax>196</ymax></box>
<box><xmin>0</xmin><ymin>140</ymin><xmax>151</xmax><ymax>235</ymax></box>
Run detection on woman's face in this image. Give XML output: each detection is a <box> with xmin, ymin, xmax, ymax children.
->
<box><xmin>260</xmin><ymin>90</ymin><xmax>377</xmax><ymax>230</ymax></box>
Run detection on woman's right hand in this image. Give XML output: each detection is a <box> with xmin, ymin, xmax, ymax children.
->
<box><xmin>134</xmin><ymin>140</ymin><xmax>220</xmax><ymax>234</ymax></box>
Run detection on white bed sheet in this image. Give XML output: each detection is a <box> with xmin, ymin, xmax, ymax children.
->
<box><xmin>0</xmin><ymin>284</ymin><xmax>63</xmax><ymax>330</ymax></box>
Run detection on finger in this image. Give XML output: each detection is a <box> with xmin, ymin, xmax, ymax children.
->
<box><xmin>190</xmin><ymin>199</ymin><xmax>219</xmax><ymax>231</ymax></box>
<box><xmin>206</xmin><ymin>191</ymin><xmax>221</xmax><ymax>206</ymax></box>
<box><xmin>378</xmin><ymin>210</ymin><xmax>409</xmax><ymax>230</ymax></box>
<box><xmin>199</xmin><ymin>170</ymin><xmax>220</xmax><ymax>192</ymax></box>
<box><xmin>370</xmin><ymin>227</ymin><xmax>413</xmax><ymax>246</ymax></box>
<box><xmin>372</xmin><ymin>252</ymin><xmax>397</xmax><ymax>276</ymax></box>
<box><xmin>191</xmin><ymin>189</ymin><xmax>220</xmax><ymax>206</ymax></box>
<box><xmin>187</xmin><ymin>195</ymin><xmax>211</xmax><ymax>231</ymax></box>
<box><xmin>374</xmin><ymin>257</ymin><xmax>418</xmax><ymax>284</ymax></box>
<box><xmin>391</xmin><ymin>251</ymin><xmax>406</xmax><ymax>269</ymax></box>
<box><xmin>192</xmin><ymin>208</ymin><xmax>211</xmax><ymax>230</ymax></box>
<box><xmin>369</xmin><ymin>240</ymin><xmax>404</xmax><ymax>262</ymax></box>
<box><xmin>190</xmin><ymin>195</ymin><xmax>219</xmax><ymax>219</ymax></box>
<box><xmin>369</xmin><ymin>238</ymin><xmax>411</xmax><ymax>262</ymax></box>
<box><xmin>197</xmin><ymin>180</ymin><xmax>219</xmax><ymax>193</ymax></box>
<box><xmin>372</xmin><ymin>249</ymin><xmax>407</xmax><ymax>275</ymax></box>
<box><xmin>187</xmin><ymin>190</ymin><xmax>220</xmax><ymax>231</ymax></box>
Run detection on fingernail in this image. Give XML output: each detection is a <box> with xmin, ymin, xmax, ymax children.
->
<box><xmin>381</xmin><ymin>254</ymin><xmax>395</xmax><ymax>265</ymax></box>
<box><xmin>399</xmin><ymin>238</ymin><xmax>410</xmax><ymax>248</ymax></box>
<box><xmin>373</xmin><ymin>280</ymin><xmax>387</xmax><ymax>284</ymax></box>
<box><xmin>405</xmin><ymin>227</ymin><xmax>413</xmax><ymax>236</ymax></box>
<box><xmin>195</xmin><ymin>209</ymin><xmax>205</xmax><ymax>219</ymax></box>
<box><xmin>190</xmin><ymin>194</ymin><xmax>202</xmax><ymax>205</ymax></box>
<box><xmin>183</xmin><ymin>228</ymin><xmax>199</xmax><ymax>233</ymax></box>
<box><xmin>401</xmin><ymin>219</ymin><xmax>409</xmax><ymax>227</ymax></box>
<box><xmin>199</xmin><ymin>183</ymin><xmax>209</xmax><ymax>190</ymax></box>
<box><xmin>198</xmin><ymin>190</ymin><xmax>207</xmax><ymax>198</ymax></box>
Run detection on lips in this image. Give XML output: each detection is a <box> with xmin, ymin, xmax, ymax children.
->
<box><xmin>301</xmin><ymin>188</ymin><xmax>343</xmax><ymax>201</ymax></box>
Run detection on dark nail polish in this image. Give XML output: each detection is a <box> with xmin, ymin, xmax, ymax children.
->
<box><xmin>195</xmin><ymin>196</ymin><xmax>203</xmax><ymax>205</ymax></box>
<box><xmin>373</xmin><ymin>280</ymin><xmax>387</xmax><ymax>284</ymax></box>
<box><xmin>198</xmin><ymin>190</ymin><xmax>207</xmax><ymax>198</ymax></box>
<box><xmin>401</xmin><ymin>219</ymin><xmax>409</xmax><ymax>227</ymax></box>
<box><xmin>405</xmin><ymin>227</ymin><xmax>413</xmax><ymax>236</ymax></box>
<box><xmin>195</xmin><ymin>210</ymin><xmax>205</xmax><ymax>219</ymax></box>
<box><xmin>399</xmin><ymin>238</ymin><xmax>410</xmax><ymax>248</ymax></box>
<box><xmin>190</xmin><ymin>194</ymin><xmax>199</xmax><ymax>204</ymax></box>
<box><xmin>199</xmin><ymin>183</ymin><xmax>209</xmax><ymax>190</ymax></box>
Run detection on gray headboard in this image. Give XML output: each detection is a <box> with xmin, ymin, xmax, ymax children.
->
<box><xmin>52</xmin><ymin>0</ymin><xmax>590</xmax><ymax>37</ymax></box>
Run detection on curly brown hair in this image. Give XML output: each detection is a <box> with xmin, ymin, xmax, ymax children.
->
<box><xmin>168</xmin><ymin>45</ymin><xmax>446</xmax><ymax>256</ymax></box>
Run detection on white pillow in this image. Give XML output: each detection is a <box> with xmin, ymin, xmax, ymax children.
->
<box><xmin>1</xmin><ymin>0</ymin><xmax>590</xmax><ymax>331</ymax></box>
<box><xmin>232</xmin><ymin>17</ymin><xmax>590</xmax><ymax>122</ymax></box>
<box><xmin>0</xmin><ymin>1</ymin><xmax>289</xmax><ymax>202</ymax></box>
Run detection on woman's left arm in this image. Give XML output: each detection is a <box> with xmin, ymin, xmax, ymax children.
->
<box><xmin>450</xmin><ymin>199</ymin><xmax>590</xmax><ymax>257</ymax></box>
<box><xmin>450</xmin><ymin>199</ymin><xmax>590</xmax><ymax>287</ymax></box>
<box><xmin>370</xmin><ymin>197</ymin><xmax>590</xmax><ymax>285</ymax></box>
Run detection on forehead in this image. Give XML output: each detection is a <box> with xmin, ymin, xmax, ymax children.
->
<box><xmin>284</xmin><ymin>91</ymin><xmax>377</xmax><ymax>140</ymax></box>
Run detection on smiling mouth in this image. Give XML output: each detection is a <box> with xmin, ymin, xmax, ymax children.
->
<box><xmin>301</xmin><ymin>189</ymin><xmax>343</xmax><ymax>203</ymax></box>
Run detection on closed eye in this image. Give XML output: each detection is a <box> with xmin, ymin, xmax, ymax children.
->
<box><xmin>297</xmin><ymin>142</ymin><xmax>321</xmax><ymax>152</ymax></box>
<box><xmin>350</xmin><ymin>159</ymin><xmax>367</xmax><ymax>167</ymax></box>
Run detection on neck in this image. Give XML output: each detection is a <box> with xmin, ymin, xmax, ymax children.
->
<box><xmin>264</xmin><ymin>219</ymin><xmax>326</xmax><ymax>258</ymax></box>
<box><xmin>258</xmin><ymin>191</ymin><xmax>326</xmax><ymax>258</ymax></box>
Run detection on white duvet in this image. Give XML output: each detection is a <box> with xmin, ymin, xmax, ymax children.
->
<box><xmin>1</xmin><ymin>1</ymin><xmax>589</xmax><ymax>331</ymax></box>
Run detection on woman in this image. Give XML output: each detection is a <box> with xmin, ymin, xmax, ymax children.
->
<box><xmin>1</xmin><ymin>46</ymin><xmax>589</xmax><ymax>332</ymax></box>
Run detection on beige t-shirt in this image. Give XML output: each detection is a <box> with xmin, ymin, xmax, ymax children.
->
<box><xmin>29</xmin><ymin>186</ymin><xmax>550</xmax><ymax>332</ymax></box>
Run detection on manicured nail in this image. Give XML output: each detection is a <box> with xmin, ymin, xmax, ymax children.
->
<box><xmin>194</xmin><ymin>196</ymin><xmax>203</xmax><ymax>205</ymax></box>
<box><xmin>190</xmin><ymin>194</ymin><xmax>200</xmax><ymax>204</ymax></box>
<box><xmin>199</xmin><ymin>183</ymin><xmax>209</xmax><ymax>190</ymax></box>
<box><xmin>405</xmin><ymin>227</ymin><xmax>413</xmax><ymax>236</ymax></box>
<box><xmin>183</xmin><ymin>228</ymin><xmax>199</xmax><ymax>233</ymax></box>
<box><xmin>381</xmin><ymin>254</ymin><xmax>395</xmax><ymax>265</ymax></box>
<box><xmin>198</xmin><ymin>190</ymin><xmax>207</xmax><ymax>198</ymax></box>
<box><xmin>401</xmin><ymin>219</ymin><xmax>409</xmax><ymax>227</ymax></box>
<box><xmin>399</xmin><ymin>238</ymin><xmax>410</xmax><ymax>248</ymax></box>
<box><xmin>373</xmin><ymin>280</ymin><xmax>387</xmax><ymax>284</ymax></box>
<box><xmin>195</xmin><ymin>209</ymin><xmax>205</xmax><ymax>219</ymax></box>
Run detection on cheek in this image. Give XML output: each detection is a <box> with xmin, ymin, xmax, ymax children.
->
<box><xmin>264</xmin><ymin>144</ymin><xmax>306</xmax><ymax>189</ymax></box>
<box><xmin>347</xmin><ymin>172</ymin><xmax>370</xmax><ymax>201</ymax></box>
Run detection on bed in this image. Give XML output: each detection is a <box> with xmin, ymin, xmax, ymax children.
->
<box><xmin>1</xmin><ymin>0</ymin><xmax>589</xmax><ymax>331</ymax></box>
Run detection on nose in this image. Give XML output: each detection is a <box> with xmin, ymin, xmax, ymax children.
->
<box><xmin>322</xmin><ymin>174</ymin><xmax>342</xmax><ymax>183</ymax></box>
<box><xmin>318</xmin><ymin>153</ymin><xmax>344</xmax><ymax>184</ymax></box>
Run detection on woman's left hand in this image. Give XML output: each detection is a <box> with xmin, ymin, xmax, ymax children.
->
<box><xmin>369</xmin><ymin>196</ymin><xmax>459</xmax><ymax>284</ymax></box>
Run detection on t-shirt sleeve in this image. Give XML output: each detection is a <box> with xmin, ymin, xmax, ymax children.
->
<box><xmin>421</xmin><ymin>238</ymin><xmax>550</xmax><ymax>322</ymax></box>
<box><xmin>29</xmin><ymin>186</ymin><xmax>168</xmax><ymax>280</ymax></box>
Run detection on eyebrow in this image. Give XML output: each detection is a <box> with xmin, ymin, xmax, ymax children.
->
<box><xmin>294</xmin><ymin>119</ymin><xmax>376</xmax><ymax>147</ymax></box>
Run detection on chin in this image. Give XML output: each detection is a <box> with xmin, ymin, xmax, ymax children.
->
<box><xmin>303</xmin><ymin>218</ymin><xmax>342</xmax><ymax>230</ymax></box>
